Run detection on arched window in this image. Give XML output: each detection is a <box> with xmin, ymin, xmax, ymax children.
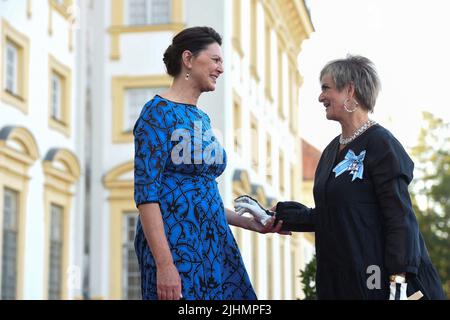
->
<box><xmin>0</xmin><ymin>126</ymin><xmax>39</xmax><ymax>299</ymax></box>
<box><xmin>103</xmin><ymin>161</ymin><xmax>140</xmax><ymax>299</ymax></box>
<box><xmin>42</xmin><ymin>148</ymin><xmax>80</xmax><ymax>299</ymax></box>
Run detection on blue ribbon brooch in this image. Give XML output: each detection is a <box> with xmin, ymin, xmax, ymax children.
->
<box><xmin>332</xmin><ymin>149</ymin><xmax>366</xmax><ymax>181</ymax></box>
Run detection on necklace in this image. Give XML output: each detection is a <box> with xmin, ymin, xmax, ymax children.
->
<box><xmin>339</xmin><ymin>119</ymin><xmax>377</xmax><ymax>145</ymax></box>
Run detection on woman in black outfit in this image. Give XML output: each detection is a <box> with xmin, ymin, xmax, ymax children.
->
<box><xmin>235</xmin><ymin>55</ymin><xmax>446</xmax><ymax>300</ymax></box>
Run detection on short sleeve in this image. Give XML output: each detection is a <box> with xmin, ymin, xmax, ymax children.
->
<box><xmin>368</xmin><ymin>130</ymin><xmax>421</xmax><ymax>276</ymax></box>
<box><xmin>133</xmin><ymin>99</ymin><xmax>177</xmax><ymax>207</ymax></box>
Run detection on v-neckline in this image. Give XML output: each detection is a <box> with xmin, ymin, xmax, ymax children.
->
<box><xmin>336</xmin><ymin>142</ymin><xmax>352</xmax><ymax>164</ymax></box>
<box><xmin>334</xmin><ymin>124</ymin><xmax>379</xmax><ymax>163</ymax></box>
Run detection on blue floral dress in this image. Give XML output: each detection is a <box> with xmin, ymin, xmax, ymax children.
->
<box><xmin>133</xmin><ymin>95</ymin><xmax>256</xmax><ymax>300</ymax></box>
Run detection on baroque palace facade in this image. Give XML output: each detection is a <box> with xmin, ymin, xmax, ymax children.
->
<box><xmin>0</xmin><ymin>0</ymin><xmax>315</xmax><ymax>299</ymax></box>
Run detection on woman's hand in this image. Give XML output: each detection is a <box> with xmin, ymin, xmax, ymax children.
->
<box><xmin>246</xmin><ymin>216</ymin><xmax>292</xmax><ymax>235</ymax></box>
<box><xmin>156</xmin><ymin>263</ymin><xmax>182</xmax><ymax>300</ymax></box>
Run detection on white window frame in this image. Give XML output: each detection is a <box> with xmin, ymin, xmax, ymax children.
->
<box><xmin>112</xmin><ymin>76</ymin><xmax>171</xmax><ymax>143</ymax></box>
<box><xmin>149</xmin><ymin>0</ymin><xmax>172</xmax><ymax>24</ymax></box>
<box><xmin>125</xmin><ymin>0</ymin><xmax>171</xmax><ymax>26</ymax></box>
<box><xmin>4</xmin><ymin>41</ymin><xmax>18</xmax><ymax>95</ymax></box>
<box><xmin>48</xmin><ymin>203</ymin><xmax>63</xmax><ymax>300</ymax></box>
<box><xmin>121</xmin><ymin>212</ymin><xmax>140</xmax><ymax>300</ymax></box>
<box><xmin>48</xmin><ymin>54</ymin><xmax>71</xmax><ymax>137</ymax></box>
<box><xmin>126</xmin><ymin>0</ymin><xmax>148</xmax><ymax>26</ymax></box>
<box><xmin>1</xmin><ymin>19</ymin><xmax>30</xmax><ymax>113</ymax></box>
<box><xmin>51</xmin><ymin>73</ymin><xmax>63</xmax><ymax>122</ymax></box>
<box><xmin>124</xmin><ymin>88</ymin><xmax>154</xmax><ymax>132</ymax></box>
<box><xmin>1</xmin><ymin>188</ymin><xmax>19</xmax><ymax>300</ymax></box>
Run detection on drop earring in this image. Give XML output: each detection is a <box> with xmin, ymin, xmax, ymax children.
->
<box><xmin>185</xmin><ymin>72</ymin><xmax>190</xmax><ymax>80</ymax></box>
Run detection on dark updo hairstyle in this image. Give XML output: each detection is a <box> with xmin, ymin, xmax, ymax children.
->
<box><xmin>163</xmin><ymin>26</ymin><xmax>222</xmax><ymax>77</ymax></box>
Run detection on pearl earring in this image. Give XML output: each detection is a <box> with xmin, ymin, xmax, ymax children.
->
<box><xmin>185</xmin><ymin>72</ymin><xmax>190</xmax><ymax>80</ymax></box>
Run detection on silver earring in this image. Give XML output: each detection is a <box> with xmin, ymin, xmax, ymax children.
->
<box><xmin>185</xmin><ymin>72</ymin><xmax>190</xmax><ymax>80</ymax></box>
<box><xmin>344</xmin><ymin>98</ymin><xmax>358</xmax><ymax>113</ymax></box>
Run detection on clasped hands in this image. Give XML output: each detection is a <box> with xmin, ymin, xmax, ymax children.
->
<box><xmin>234</xmin><ymin>195</ymin><xmax>291</xmax><ymax>235</ymax></box>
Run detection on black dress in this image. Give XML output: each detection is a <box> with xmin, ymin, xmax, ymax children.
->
<box><xmin>276</xmin><ymin>124</ymin><xmax>446</xmax><ymax>299</ymax></box>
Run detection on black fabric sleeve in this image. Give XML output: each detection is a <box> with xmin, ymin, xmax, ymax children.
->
<box><xmin>274</xmin><ymin>201</ymin><xmax>316</xmax><ymax>232</ymax></box>
<box><xmin>368</xmin><ymin>131</ymin><xmax>421</xmax><ymax>276</ymax></box>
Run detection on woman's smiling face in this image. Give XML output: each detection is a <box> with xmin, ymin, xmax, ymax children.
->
<box><xmin>318</xmin><ymin>73</ymin><xmax>347</xmax><ymax>121</ymax></box>
<box><xmin>189</xmin><ymin>42</ymin><xmax>224</xmax><ymax>92</ymax></box>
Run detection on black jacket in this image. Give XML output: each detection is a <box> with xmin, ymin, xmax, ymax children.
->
<box><xmin>276</xmin><ymin>124</ymin><xmax>446</xmax><ymax>300</ymax></box>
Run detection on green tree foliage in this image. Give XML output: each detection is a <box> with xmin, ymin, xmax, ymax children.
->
<box><xmin>410</xmin><ymin>111</ymin><xmax>450</xmax><ymax>298</ymax></box>
<box><xmin>299</xmin><ymin>254</ymin><xmax>317</xmax><ymax>300</ymax></box>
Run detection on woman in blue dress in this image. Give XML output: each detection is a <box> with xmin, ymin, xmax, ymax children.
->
<box><xmin>133</xmin><ymin>27</ymin><xmax>268</xmax><ymax>300</ymax></box>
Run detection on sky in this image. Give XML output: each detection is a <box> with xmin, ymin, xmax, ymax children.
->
<box><xmin>297</xmin><ymin>0</ymin><xmax>450</xmax><ymax>151</ymax></box>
